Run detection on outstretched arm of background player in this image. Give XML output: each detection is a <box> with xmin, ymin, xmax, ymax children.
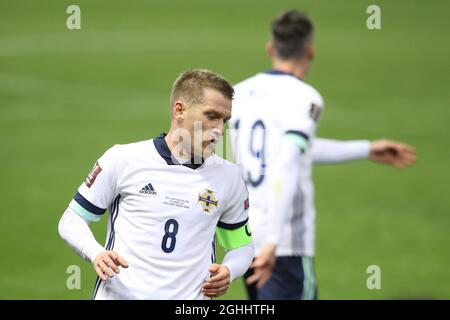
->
<box><xmin>312</xmin><ymin>138</ymin><xmax>371</xmax><ymax>164</ymax></box>
<box><xmin>312</xmin><ymin>138</ymin><xmax>416</xmax><ymax>167</ymax></box>
<box><xmin>202</xmin><ymin>243</ymin><xmax>254</xmax><ymax>298</ymax></box>
<box><xmin>246</xmin><ymin>135</ymin><xmax>303</xmax><ymax>289</ymax></box>
<box><xmin>58</xmin><ymin>207</ymin><xmax>128</xmax><ymax>281</ymax></box>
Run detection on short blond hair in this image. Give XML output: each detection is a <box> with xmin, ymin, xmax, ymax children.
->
<box><xmin>170</xmin><ymin>69</ymin><xmax>234</xmax><ymax>106</ymax></box>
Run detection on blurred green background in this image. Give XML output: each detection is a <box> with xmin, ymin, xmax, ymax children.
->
<box><xmin>0</xmin><ymin>0</ymin><xmax>449</xmax><ymax>299</ymax></box>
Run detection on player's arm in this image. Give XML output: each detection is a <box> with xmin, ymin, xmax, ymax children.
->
<box><xmin>58</xmin><ymin>145</ymin><xmax>128</xmax><ymax>281</ymax></box>
<box><xmin>246</xmin><ymin>132</ymin><xmax>304</xmax><ymax>289</ymax></box>
<box><xmin>312</xmin><ymin>138</ymin><xmax>370</xmax><ymax>163</ymax></box>
<box><xmin>313</xmin><ymin>138</ymin><xmax>416</xmax><ymax>168</ymax></box>
<box><xmin>58</xmin><ymin>207</ymin><xmax>128</xmax><ymax>280</ymax></box>
<box><xmin>202</xmin><ymin>242</ymin><xmax>254</xmax><ymax>298</ymax></box>
<box><xmin>203</xmin><ymin>170</ymin><xmax>254</xmax><ymax>298</ymax></box>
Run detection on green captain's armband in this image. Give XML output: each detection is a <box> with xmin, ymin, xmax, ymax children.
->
<box><xmin>216</xmin><ymin>221</ymin><xmax>253</xmax><ymax>250</ymax></box>
<box><xmin>285</xmin><ymin>130</ymin><xmax>310</xmax><ymax>153</ymax></box>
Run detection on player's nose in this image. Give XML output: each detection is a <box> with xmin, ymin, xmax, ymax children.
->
<box><xmin>212</xmin><ymin>126</ymin><xmax>223</xmax><ymax>139</ymax></box>
<box><xmin>215</xmin><ymin>122</ymin><xmax>225</xmax><ymax>137</ymax></box>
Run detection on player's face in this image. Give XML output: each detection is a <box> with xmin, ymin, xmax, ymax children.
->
<box><xmin>184</xmin><ymin>88</ymin><xmax>231</xmax><ymax>158</ymax></box>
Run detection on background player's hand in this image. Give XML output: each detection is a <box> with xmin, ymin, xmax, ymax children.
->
<box><xmin>202</xmin><ymin>264</ymin><xmax>231</xmax><ymax>298</ymax></box>
<box><xmin>369</xmin><ymin>140</ymin><xmax>416</xmax><ymax>168</ymax></box>
<box><xmin>93</xmin><ymin>251</ymin><xmax>129</xmax><ymax>281</ymax></box>
<box><xmin>246</xmin><ymin>242</ymin><xmax>276</xmax><ymax>289</ymax></box>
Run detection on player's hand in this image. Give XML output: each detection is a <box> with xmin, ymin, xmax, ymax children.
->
<box><xmin>369</xmin><ymin>140</ymin><xmax>416</xmax><ymax>168</ymax></box>
<box><xmin>93</xmin><ymin>251</ymin><xmax>129</xmax><ymax>281</ymax></box>
<box><xmin>202</xmin><ymin>264</ymin><xmax>231</xmax><ymax>298</ymax></box>
<box><xmin>246</xmin><ymin>242</ymin><xmax>276</xmax><ymax>289</ymax></box>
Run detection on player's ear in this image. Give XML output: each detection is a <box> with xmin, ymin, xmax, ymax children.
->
<box><xmin>306</xmin><ymin>43</ymin><xmax>315</xmax><ymax>61</ymax></box>
<box><xmin>173</xmin><ymin>100</ymin><xmax>186</xmax><ymax>121</ymax></box>
<box><xmin>266</xmin><ymin>41</ymin><xmax>274</xmax><ymax>58</ymax></box>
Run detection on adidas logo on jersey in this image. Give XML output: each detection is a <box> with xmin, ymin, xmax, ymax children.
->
<box><xmin>139</xmin><ymin>183</ymin><xmax>157</xmax><ymax>195</ymax></box>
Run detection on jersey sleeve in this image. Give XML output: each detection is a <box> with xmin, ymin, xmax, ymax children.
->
<box><xmin>281</xmin><ymin>89</ymin><xmax>324</xmax><ymax>153</ymax></box>
<box><xmin>68</xmin><ymin>145</ymin><xmax>120</xmax><ymax>222</ymax></box>
<box><xmin>216</xmin><ymin>169</ymin><xmax>252</xmax><ymax>250</ymax></box>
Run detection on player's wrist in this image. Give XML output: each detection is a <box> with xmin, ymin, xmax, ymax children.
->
<box><xmin>221</xmin><ymin>264</ymin><xmax>232</xmax><ymax>282</ymax></box>
<box><xmin>266</xmin><ymin>237</ymin><xmax>279</xmax><ymax>250</ymax></box>
<box><xmin>85</xmin><ymin>243</ymin><xmax>106</xmax><ymax>264</ymax></box>
<box><xmin>267</xmin><ymin>242</ymin><xmax>277</xmax><ymax>257</ymax></box>
<box><xmin>369</xmin><ymin>140</ymin><xmax>389</xmax><ymax>160</ymax></box>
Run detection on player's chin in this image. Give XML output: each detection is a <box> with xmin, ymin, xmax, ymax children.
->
<box><xmin>202</xmin><ymin>143</ymin><xmax>216</xmax><ymax>157</ymax></box>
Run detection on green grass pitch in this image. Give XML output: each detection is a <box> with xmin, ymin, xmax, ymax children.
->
<box><xmin>0</xmin><ymin>0</ymin><xmax>449</xmax><ymax>299</ymax></box>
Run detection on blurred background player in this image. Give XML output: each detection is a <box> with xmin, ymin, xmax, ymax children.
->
<box><xmin>230</xmin><ymin>10</ymin><xmax>416</xmax><ymax>300</ymax></box>
<box><xmin>58</xmin><ymin>69</ymin><xmax>254</xmax><ymax>299</ymax></box>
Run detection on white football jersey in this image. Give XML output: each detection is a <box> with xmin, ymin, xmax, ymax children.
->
<box><xmin>230</xmin><ymin>70</ymin><xmax>324</xmax><ymax>257</ymax></box>
<box><xmin>68</xmin><ymin>134</ymin><xmax>250</xmax><ymax>300</ymax></box>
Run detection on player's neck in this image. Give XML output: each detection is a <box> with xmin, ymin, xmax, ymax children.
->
<box><xmin>164</xmin><ymin>130</ymin><xmax>193</xmax><ymax>160</ymax></box>
<box><xmin>272</xmin><ymin>60</ymin><xmax>308</xmax><ymax>80</ymax></box>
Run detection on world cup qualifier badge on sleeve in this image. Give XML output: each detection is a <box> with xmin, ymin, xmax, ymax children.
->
<box><xmin>85</xmin><ymin>161</ymin><xmax>102</xmax><ymax>188</ymax></box>
<box><xmin>309</xmin><ymin>103</ymin><xmax>322</xmax><ymax>123</ymax></box>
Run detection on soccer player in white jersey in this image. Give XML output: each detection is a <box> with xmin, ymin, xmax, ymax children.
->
<box><xmin>58</xmin><ymin>69</ymin><xmax>254</xmax><ymax>299</ymax></box>
<box><xmin>230</xmin><ymin>10</ymin><xmax>416</xmax><ymax>300</ymax></box>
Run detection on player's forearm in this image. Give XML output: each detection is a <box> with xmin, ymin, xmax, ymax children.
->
<box><xmin>222</xmin><ymin>243</ymin><xmax>255</xmax><ymax>281</ymax></box>
<box><xmin>312</xmin><ymin>138</ymin><xmax>370</xmax><ymax>164</ymax></box>
<box><xmin>268</xmin><ymin>136</ymin><xmax>302</xmax><ymax>246</ymax></box>
<box><xmin>58</xmin><ymin>207</ymin><xmax>104</xmax><ymax>263</ymax></box>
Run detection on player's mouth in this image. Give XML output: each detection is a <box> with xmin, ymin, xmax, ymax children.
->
<box><xmin>204</xmin><ymin>136</ymin><xmax>218</xmax><ymax>146</ymax></box>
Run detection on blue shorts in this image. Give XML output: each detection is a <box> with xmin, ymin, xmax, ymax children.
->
<box><xmin>244</xmin><ymin>256</ymin><xmax>318</xmax><ymax>300</ymax></box>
